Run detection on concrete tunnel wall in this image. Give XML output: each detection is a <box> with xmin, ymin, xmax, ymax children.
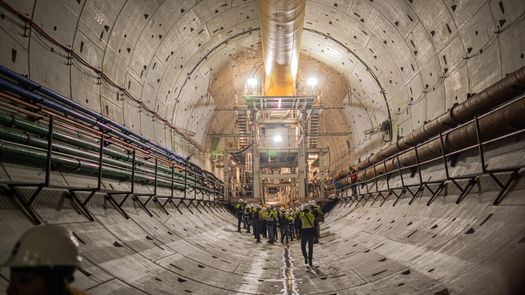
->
<box><xmin>0</xmin><ymin>0</ymin><xmax>525</xmax><ymax>294</ymax></box>
<box><xmin>1</xmin><ymin>0</ymin><xmax>524</xmax><ymax>171</ymax></box>
<box><xmin>0</xmin><ymin>139</ymin><xmax>525</xmax><ymax>294</ymax></box>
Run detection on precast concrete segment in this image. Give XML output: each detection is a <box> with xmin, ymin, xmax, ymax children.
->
<box><xmin>1</xmin><ymin>173</ymin><xmax>525</xmax><ymax>294</ymax></box>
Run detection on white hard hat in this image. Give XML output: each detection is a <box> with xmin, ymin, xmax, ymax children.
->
<box><xmin>239</xmin><ymin>198</ymin><xmax>243</xmax><ymax>202</ymax></box>
<box><xmin>2</xmin><ymin>225</ymin><xmax>81</xmax><ymax>268</ymax></box>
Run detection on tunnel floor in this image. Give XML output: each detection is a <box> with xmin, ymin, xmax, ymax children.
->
<box><xmin>1</xmin><ymin>173</ymin><xmax>525</xmax><ymax>294</ymax></box>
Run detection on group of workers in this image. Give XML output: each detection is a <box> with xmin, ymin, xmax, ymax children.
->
<box><xmin>235</xmin><ymin>199</ymin><xmax>324</xmax><ymax>267</ymax></box>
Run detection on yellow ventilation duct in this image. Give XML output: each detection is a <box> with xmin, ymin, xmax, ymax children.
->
<box><xmin>258</xmin><ymin>0</ymin><xmax>306</xmax><ymax>96</ymax></box>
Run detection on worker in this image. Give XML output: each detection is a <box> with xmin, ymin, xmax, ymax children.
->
<box><xmin>287</xmin><ymin>209</ymin><xmax>295</xmax><ymax>241</ymax></box>
<box><xmin>235</xmin><ymin>199</ymin><xmax>244</xmax><ymax>232</ymax></box>
<box><xmin>299</xmin><ymin>205</ymin><xmax>316</xmax><ymax>266</ymax></box>
<box><xmin>253</xmin><ymin>205</ymin><xmax>262</xmax><ymax>243</ymax></box>
<box><xmin>266</xmin><ymin>206</ymin><xmax>277</xmax><ymax>244</ymax></box>
<box><xmin>279</xmin><ymin>207</ymin><xmax>290</xmax><ymax>244</ymax></box>
<box><xmin>244</xmin><ymin>203</ymin><xmax>252</xmax><ymax>233</ymax></box>
<box><xmin>261</xmin><ymin>207</ymin><xmax>268</xmax><ymax>239</ymax></box>
<box><xmin>242</xmin><ymin>200</ymin><xmax>250</xmax><ymax>230</ymax></box>
<box><xmin>309</xmin><ymin>200</ymin><xmax>323</xmax><ymax>244</ymax></box>
<box><xmin>252</xmin><ymin>205</ymin><xmax>258</xmax><ymax>239</ymax></box>
<box><xmin>294</xmin><ymin>207</ymin><xmax>302</xmax><ymax>239</ymax></box>
<box><xmin>350</xmin><ymin>167</ymin><xmax>358</xmax><ymax>195</ymax></box>
<box><xmin>3</xmin><ymin>225</ymin><xmax>88</xmax><ymax>295</ymax></box>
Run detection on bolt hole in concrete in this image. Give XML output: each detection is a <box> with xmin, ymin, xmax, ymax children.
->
<box><xmin>170</xmin><ymin>264</ymin><xmax>183</xmax><ymax>271</ymax></box>
<box><xmin>372</xmin><ymin>270</ymin><xmax>388</xmax><ymax>276</ymax></box>
<box><xmin>465</xmin><ymin>227</ymin><xmax>475</xmax><ymax>234</ymax></box>
<box><xmin>113</xmin><ymin>241</ymin><xmax>124</xmax><ymax>247</ymax></box>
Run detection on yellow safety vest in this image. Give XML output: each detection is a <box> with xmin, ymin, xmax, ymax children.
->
<box><xmin>300</xmin><ymin>212</ymin><xmax>315</xmax><ymax>229</ymax></box>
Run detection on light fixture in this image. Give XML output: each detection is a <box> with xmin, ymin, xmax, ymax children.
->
<box><xmin>247</xmin><ymin>78</ymin><xmax>258</xmax><ymax>87</ymax></box>
<box><xmin>307</xmin><ymin>77</ymin><xmax>318</xmax><ymax>87</ymax></box>
<box><xmin>273</xmin><ymin>135</ymin><xmax>282</xmax><ymax>143</ymax></box>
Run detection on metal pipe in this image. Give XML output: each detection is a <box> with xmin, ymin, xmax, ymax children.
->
<box><xmin>258</xmin><ymin>0</ymin><xmax>305</xmax><ymax>96</ymax></box>
<box><xmin>0</xmin><ymin>112</ymin><xmax>195</xmax><ymax>183</ymax></box>
<box><xmin>335</xmin><ymin>65</ymin><xmax>525</xmax><ymax>183</ymax></box>
<box><xmin>0</xmin><ymin>140</ymin><xmax>195</xmax><ymax>191</ymax></box>
<box><xmin>0</xmin><ymin>88</ymin><xmax>221</xmax><ymax>192</ymax></box>
<box><xmin>0</xmin><ymin>65</ymin><xmax>207</xmax><ymax>169</ymax></box>
<box><xmin>0</xmin><ymin>74</ymin><xmax>222</xmax><ymax>189</ymax></box>
<box><xmin>339</xmin><ymin>95</ymin><xmax>525</xmax><ymax>186</ymax></box>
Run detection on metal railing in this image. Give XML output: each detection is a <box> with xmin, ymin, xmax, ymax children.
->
<box><xmin>332</xmin><ymin>93</ymin><xmax>525</xmax><ymax>208</ymax></box>
<box><xmin>0</xmin><ymin>73</ymin><xmax>225</xmax><ymax>224</ymax></box>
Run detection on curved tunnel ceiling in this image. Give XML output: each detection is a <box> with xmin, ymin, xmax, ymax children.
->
<box><xmin>1</xmin><ymin>0</ymin><xmax>523</xmax><ymax>172</ymax></box>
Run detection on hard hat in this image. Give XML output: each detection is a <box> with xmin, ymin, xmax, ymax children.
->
<box><xmin>2</xmin><ymin>225</ymin><xmax>81</xmax><ymax>268</ymax></box>
<box><xmin>239</xmin><ymin>198</ymin><xmax>243</xmax><ymax>203</ymax></box>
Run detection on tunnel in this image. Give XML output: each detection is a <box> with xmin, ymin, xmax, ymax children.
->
<box><xmin>0</xmin><ymin>0</ymin><xmax>525</xmax><ymax>294</ymax></box>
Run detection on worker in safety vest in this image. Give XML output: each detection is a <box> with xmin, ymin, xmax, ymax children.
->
<box><xmin>253</xmin><ymin>205</ymin><xmax>263</xmax><ymax>243</ymax></box>
<box><xmin>244</xmin><ymin>204</ymin><xmax>253</xmax><ymax>233</ymax></box>
<box><xmin>235</xmin><ymin>199</ymin><xmax>244</xmax><ymax>232</ymax></box>
<box><xmin>242</xmin><ymin>200</ymin><xmax>249</xmax><ymax>230</ymax></box>
<box><xmin>3</xmin><ymin>225</ymin><xmax>89</xmax><ymax>295</ymax></box>
<box><xmin>309</xmin><ymin>200</ymin><xmax>323</xmax><ymax>243</ymax></box>
<box><xmin>278</xmin><ymin>208</ymin><xmax>290</xmax><ymax>243</ymax></box>
<box><xmin>266</xmin><ymin>207</ymin><xmax>278</xmax><ymax>243</ymax></box>
<box><xmin>287</xmin><ymin>209</ymin><xmax>295</xmax><ymax>241</ymax></box>
<box><xmin>260</xmin><ymin>207</ymin><xmax>268</xmax><ymax>239</ymax></box>
<box><xmin>300</xmin><ymin>205</ymin><xmax>316</xmax><ymax>266</ymax></box>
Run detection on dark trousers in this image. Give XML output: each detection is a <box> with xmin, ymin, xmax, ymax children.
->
<box><xmin>255</xmin><ymin>220</ymin><xmax>262</xmax><ymax>242</ymax></box>
<box><xmin>280</xmin><ymin>226</ymin><xmax>289</xmax><ymax>243</ymax></box>
<box><xmin>301</xmin><ymin>228</ymin><xmax>315</xmax><ymax>265</ymax></box>
<box><xmin>246</xmin><ymin>217</ymin><xmax>251</xmax><ymax>233</ymax></box>
<box><xmin>267</xmin><ymin>223</ymin><xmax>276</xmax><ymax>243</ymax></box>
<box><xmin>237</xmin><ymin>215</ymin><xmax>242</xmax><ymax>232</ymax></box>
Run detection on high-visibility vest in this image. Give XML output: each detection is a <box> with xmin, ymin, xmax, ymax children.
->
<box><xmin>300</xmin><ymin>212</ymin><xmax>315</xmax><ymax>229</ymax></box>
